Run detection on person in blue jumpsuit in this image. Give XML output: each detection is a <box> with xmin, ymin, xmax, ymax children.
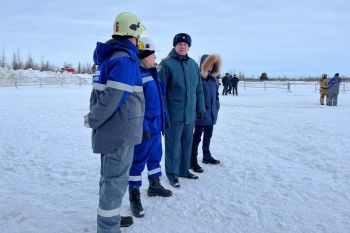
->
<box><xmin>128</xmin><ymin>37</ymin><xmax>172</xmax><ymax>218</ymax></box>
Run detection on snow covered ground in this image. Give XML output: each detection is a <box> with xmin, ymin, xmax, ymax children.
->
<box><xmin>1</xmin><ymin>83</ymin><xmax>350</xmax><ymax>233</ymax></box>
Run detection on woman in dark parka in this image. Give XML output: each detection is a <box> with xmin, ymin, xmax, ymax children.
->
<box><xmin>191</xmin><ymin>54</ymin><xmax>222</xmax><ymax>173</ymax></box>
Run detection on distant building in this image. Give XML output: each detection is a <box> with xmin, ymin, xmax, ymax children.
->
<box><xmin>60</xmin><ymin>66</ymin><xmax>75</xmax><ymax>74</ymax></box>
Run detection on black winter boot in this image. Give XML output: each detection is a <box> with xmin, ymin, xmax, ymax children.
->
<box><xmin>129</xmin><ymin>187</ymin><xmax>144</xmax><ymax>218</ymax></box>
<box><xmin>120</xmin><ymin>216</ymin><xmax>133</xmax><ymax>228</ymax></box>
<box><xmin>202</xmin><ymin>156</ymin><xmax>220</xmax><ymax>165</ymax></box>
<box><xmin>147</xmin><ymin>177</ymin><xmax>172</xmax><ymax>197</ymax></box>
<box><xmin>191</xmin><ymin>163</ymin><xmax>204</xmax><ymax>173</ymax></box>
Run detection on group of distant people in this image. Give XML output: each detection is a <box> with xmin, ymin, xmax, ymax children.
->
<box><xmin>319</xmin><ymin>73</ymin><xmax>342</xmax><ymax>106</ymax></box>
<box><xmin>84</xmin><ymin>12</ymin><xmax>222</xmax><ymax>233</ymax></box>
<box><xmin>221</xmin><ymin>72</ymin><xmax>240</xmax><ymax>95</ymax></box>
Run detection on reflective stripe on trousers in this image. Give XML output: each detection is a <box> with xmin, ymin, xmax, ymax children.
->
<box><xmin>129</xmin><ymin>134</ymin><xmax>163</xmax><ymax>187</ymax></box>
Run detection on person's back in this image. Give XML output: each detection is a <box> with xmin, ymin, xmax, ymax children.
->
<box><xmin>328</xmin><ymin>74</ymin><xmax>341</xmax><ymax>93</ymax></box>
<box><xmin>84</xmin><ymin>12</ymin><xmax>145</xmax><ymax>233</ymax></box>
<box><xmin>231</xmin><ymin>74</ymin><xmax>239</xmax><ymax>95</ymax></box>
<box><xmin>232</xmin><ymin>75</ymin><xmax>239</xmax><ymax>86</ymax></box>
<box><xmin>222</xmin><ymin>74</ymin><xmax>228</xmax><ymax>86</ymax></box>
<box><xmin>221</xmin><ymin>74</ymin><xmax>229</xmax><ymax>95</ymax></box>
<box><xmin>327</xmin><ymin>73</ymin><xmax>341</xmax><ymax>106</ymax></box>
<box><xmin>89</xmin><ymin>38</ymin><xmax>144</xmax><ymax>152</ymax></box>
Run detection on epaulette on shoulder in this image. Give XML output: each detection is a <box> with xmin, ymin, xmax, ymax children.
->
<box><xmin>162</xmin><ymin>56</ymin><xmax>170</xmax><ymax>61</ymax></box>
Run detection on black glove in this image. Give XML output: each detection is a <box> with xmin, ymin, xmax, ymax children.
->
<box><xmin>197</xmin><ymin>112</ymin><xmax>204</xmax><ymax>120</ymax></box>
<box><xmin>143</xmin><ymin>132</ymin><xmax>151</xmax><ymax>140</ymax></box>
<box><xmin>166</xmin><ymin>122</ymin><xmax>171</xmax><ymax>129</ymax></box>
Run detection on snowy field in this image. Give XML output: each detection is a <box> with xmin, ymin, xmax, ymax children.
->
<box><xmin>1</xmin><ymin>84</ymin><xmax>350</xmax><ymax>233</ymax></box>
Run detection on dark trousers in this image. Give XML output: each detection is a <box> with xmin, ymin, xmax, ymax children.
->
<box><xmin>232</xmin><ymin>86</ymin><xmax>238</xmax><ymax>95</ymax></box>
<box><xmin>226</xmin><ymin>86</ymin><xmax>232</xmax><ymax>94</ymax></box>
<box><xmin>191</xmin><ymin>125</ymin><xmax>213</xmax><ymax>166</ymax></box>
<box><xmin>222</xmin><ymin>85</ymin><xmax>228</xmax><ymax>95</ymax></box>
<box><xmin>165</xmin><ymin>122</ymin><xmax>194</xmax><ymax>182</ymax></box>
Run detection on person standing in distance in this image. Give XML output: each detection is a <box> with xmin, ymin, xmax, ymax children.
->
<box><xmin>84</xmin><ymin>12</ymin><xmax>145</xmax><ymax>233</ymax></box>
<box><xmin>158</xmin><ymin>33</ymin><xmax>206</xmax><ymax>188</ymax></box>
<box><xmin>319</xmin><ymin>73</ymin><xmax>328</xmax><ymax>105</ymax></box>
<box><xmin>327</xmin><ymin>73</ymin><xmax>341</xmax><ymax>106</ymax></box>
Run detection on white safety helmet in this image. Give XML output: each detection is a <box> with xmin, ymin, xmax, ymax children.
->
<box><xmin>137</xmin><ymin>37</ymin><xmax>156</xmax><ymax>52</ymax></box>
<box><xmin>137</xmin><ymin>37</ymin><xmax>156</xmax><ymax>59</ymax></box>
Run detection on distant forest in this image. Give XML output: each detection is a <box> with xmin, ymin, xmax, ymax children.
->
<box><xmin>0</xmin><ymin>48</ymin><xmax>93</xmax><ymax>74</ymax></box>
<box><xmin>1</xmin><ymin>48</ymin><xmax>348</xmax><ymax>81</ymax></box>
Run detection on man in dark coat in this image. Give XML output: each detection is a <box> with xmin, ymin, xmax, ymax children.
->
<box><xmin>221</xmin><ymin>73</ymin><xmax>229</xmax><ymax>95</ymax></box>
<box><xmin>232</xmin><ymin>74</ymin><xmax>240</xmax><ymax>95</ymax></box>
<box><xmin>191</xmin><ymin>54</ymin><xmax>221</xmax><ymax>173</ymax></box>
<box><xmin>158</xmin><ymin>33</ymin><xmax>206</xmax><ymax>187</ymax></box>
<box><xmin>226</xmin><ymin>73</ymin><xmax>233</xmax><ymax>94</ymax></box>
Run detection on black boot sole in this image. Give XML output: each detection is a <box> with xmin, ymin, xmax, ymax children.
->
<box><xmin>202</xmin><ymin>160</ymin><xmax>220</xmax><ymax>165</ymax></box>
<box><xmin>147</xmin><ymin>190</ymin><xmax>173</xmax><ymax>197</ymax></box>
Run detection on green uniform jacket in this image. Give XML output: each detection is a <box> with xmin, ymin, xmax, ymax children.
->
<box><xmin>158</xmin><ymin>49</ymin><xmax>205</xmax><ymax>124</ymax></box>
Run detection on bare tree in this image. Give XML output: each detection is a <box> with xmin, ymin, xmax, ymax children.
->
<box><xmin>77</xmin><ymin>62</ymin><xmax>81</xmax><ymax>74</ymax></box>
<box><xmin>16</xmin><ymin>47</ymin><xmax>23</xmax><ymax>69</ymax></box>
<box><xmin>24</xmin><ymin>53</ymin><xmax>35</xmax><ymax>70</ymax></box>
<box><xmin>12</xmin><ymin>52</ymin><xmax>19</xmax><ymax>70</ymax></box>
<box><xmin>40</xmin><ymin>56</ymin><xmax>45</xmax><ymax>71</ymax></box>
<box><xmin>85</xmin><ymin>62</ymin><xmax>92</xmax><ymax>74</ymax></box>
<box><xmin>0</xmin><ymin>49</ymin><xmax>6</xmax><ymax>68</ymax></box>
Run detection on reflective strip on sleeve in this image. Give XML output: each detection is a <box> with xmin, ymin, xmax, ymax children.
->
<box><xmin>133</xmin><ymin>86</ymin><xmax>143</xmax><ymax>92</ymax></box>
<box><xmin>93</xmin><ymin>83</ymin><xmax>106</xmax><ymax>91</ymax></box>
<box><xmin>148</xmin><ymin>167</ymin><xmax>161</xmax><ymax>176</ymax></box>
<box><xmin>97</xmin><ymin>207</ymin><xmax>120</xmax><ymax>218</ymax></box>
<box><xmin>142</xmin><ymin>76</ymin><xmax>154</xmax><ymax>84</ymax></box>
<box><xmin>129</xmin><ymin>175</ymin><xmax>142</xmax><ymax>182</ymax></box>
<box><xmin>107</xmin><ymin>80</ymin><xmax>143</xmax><ymax>93</ymax></box>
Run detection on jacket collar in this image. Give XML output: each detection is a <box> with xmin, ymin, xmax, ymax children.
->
<box><xmin>169</xmin><ymin>48</ymin><xmax>189</xmax><ymax>61</ymax></box>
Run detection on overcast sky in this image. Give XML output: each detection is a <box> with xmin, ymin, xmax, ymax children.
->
<box><xmin>1</xmin><ymin>0</ymin><xmax>349</xmax><ymax>77</ymax></box>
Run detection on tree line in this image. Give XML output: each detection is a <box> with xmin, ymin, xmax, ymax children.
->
<box><xmin>0</xmin><ymin>48</ymin><xmax>93</xmax><ymax>74</ymax></box>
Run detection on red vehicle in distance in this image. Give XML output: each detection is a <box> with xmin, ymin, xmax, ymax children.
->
<box><xmin>60</xmin><ymin>66</ymin><xmax>75</xmax><ymax>74</ymax></box>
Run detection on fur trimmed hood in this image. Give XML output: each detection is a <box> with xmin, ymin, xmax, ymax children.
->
<box><xmin>200</xmin><ymin>54</ymin><xmax>221</xmax><ymax>79</ymax></box>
